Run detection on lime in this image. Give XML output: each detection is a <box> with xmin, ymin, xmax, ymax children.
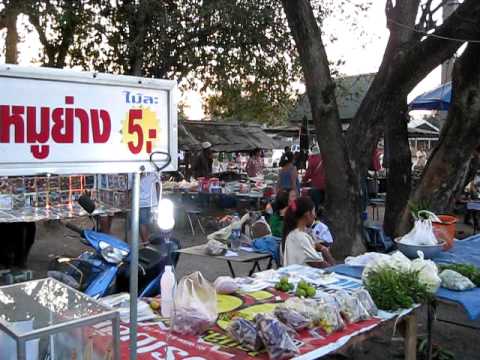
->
<box><xmin>306</xmin><ymin>287</ymin><xmax>316</xmax><ymax>298</ymax></box>
<box><xmin>296</xmin><ymin>288</ymin><xmax>307</xmax><ymax>297</ymax></box>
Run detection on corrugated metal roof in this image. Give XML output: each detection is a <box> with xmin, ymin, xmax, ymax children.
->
<box><xmin>289</xmin><ymin>73</ymin><xmax>376</xmax><ymax>122</ymax></box>
<box><xmin>179</xmin><ymin>121</ymin><xmax>278</xmax><ymax>152</ymax></box>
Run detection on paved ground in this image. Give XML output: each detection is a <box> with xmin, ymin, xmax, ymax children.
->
<box><xmin>23</xmin><ymin>206</ymin><xmax>480</xmax><ymax>359</ymax></box>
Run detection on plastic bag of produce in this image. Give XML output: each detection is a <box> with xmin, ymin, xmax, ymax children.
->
<box><xmin>351</xmin><ymin>289</ymin><xmax>378</xmax><ymax>317</ymax></box>
<box><xmin>205</xmin><ymin>239</ymin><xmax>227</xmax><ymax>256</ymax></box>
<box><xmin>172</xmin><ymin>272</ymin><xmax>217</xmax><ymax>335</ymax></box>
<box><xmin>274</xmin><ymin>305</ymin><xmax>311</xmax><ymax>331</ymax></box>
<box><xmin>440</xmin><ymin>269</ymin><xmax>475</xmax><ymax>291</ymax></box>
<box><xmin>411</xmin><ymin>253</ymin><xmax>441</xmax><ymax>293</ymax></box>
<box><xmin>362</xmin><ymin>251</ymin><xmax>412</xmax><ymax>281</ymax></box>
<box><xmin>214</xmin><ymin>276</ymin><xmax>239</xmax><ymax>294</ymax></box>
<box><xmin>255</xmin><ymin>314</ymin><xmax>299</xmax><ymax>360</ymax></box>
<box><xmin>316</xmin><ymin>302</ymin><xmax>345</xmax><ymax>334</ymax></box>
<box><xmin>283</xmin><ymin>298</ymin><xmax>319</xmax><ymax>324</ymax></box>
<box><xmin>400</xmin><ymin>219</ymin><xmax>438</xmax><ymax>246</ymax></box>
<box><xmin>227</xmin><ymin>318</ymin><xmax>262</xmax><ymax>351</ymax></box>
<box><xmin>334</xmin><ymin>290</ymin><xmax>370</xmax><ymax>323</ymax></box>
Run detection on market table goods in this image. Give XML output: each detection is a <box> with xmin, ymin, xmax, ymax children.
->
<box><xmin>0</xmin><ymin>277</ymin><xmax>120</xmax><ymax>360</ymax></box>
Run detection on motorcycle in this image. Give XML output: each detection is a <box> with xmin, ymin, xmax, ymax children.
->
<box><xmin>48</xmin><ymin>195</ymin><xmax>179</xmax><ymax>298</ymax></box>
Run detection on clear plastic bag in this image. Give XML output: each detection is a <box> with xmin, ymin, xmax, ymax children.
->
<box><xmin>172</xmin><ymin>272</ymin><xmax>218</xmax><ymax>335</ymax></box>
<box><xmin>411</xmin><ymin>253</ymin><xmax>441</xmax><ymax>293</ymax></box>
<box><xmin>316</xmin><ymin>302</ymin><xmax>345</xmax><ymax>334</ymax></box>
<box><xmin>400</xmin><ymin>218</ymin><xmax>438</xmax><ymax>246</ymax></box>
<box><xmin>256</xmin><ymin>314</ymin><xmax>299</xmax><ymax>360</ymax></box>
<box><xmin>214</xmin><ymin>276</ymin><xmax>239</xmax><ymax>294</ymax></box>
<box><xmin>440</xmin><ymin>269</ymin><xmax>475</xmax><ymax>291</ymax></box>
<box><xmin>351</xmin><ymin>289</ymin><xmax>378</xmax><ymax>317</ymax></box>
<box><xmin>227</xmin><ymin>318</ymin><xmax>262</xmax><ymax>351</ymax></box>
<box><xmin>334</xmin><ymin>290</ymin><xmax>370</xmax><ymax>323</ymax></box>
<box><xmin>274</xmin><ymin>305</ymin><xmax>311</xmax><ymax>331</ymax></box>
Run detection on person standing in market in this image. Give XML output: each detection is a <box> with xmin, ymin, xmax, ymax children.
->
<box><xmin>280</xmin><ymin>146</ymin><xmax>293</xmax><ymax>165</ymax></box>
<box><xmin>192</xmin><ymin>142</ymin><xmax>213</xmax><ymax>179</ymax></box>
<box><xmin>246</xmin><ymin>148</ymin><xmax>264</xmax><ymax>178</ymax></box>
<box><xmin>277</xmin><ymin>152</ymin><xmax>299</xmax><ymax>194</ymax></box>
<box><xmin>302</xmin><ymin>145</ymin><xmax>325</xmax><ymax>211</ymax></box>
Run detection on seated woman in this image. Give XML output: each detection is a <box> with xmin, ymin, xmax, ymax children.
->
<box><xmin>282</xmin><ymin>197</ymin><xmax>335</xmax><ymax>268</ymax></box>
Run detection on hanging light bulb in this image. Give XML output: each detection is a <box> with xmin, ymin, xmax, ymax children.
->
<box><xmin>157</xmin><ymin>198</ymin><xmax>175</xmax><ymax>231</ymax></box>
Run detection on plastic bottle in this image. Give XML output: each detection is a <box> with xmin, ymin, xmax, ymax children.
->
<box><xmin>160</xmin><ymin>265</ymin><xmax>176</xmax><ymax>318</ymax></box>
<box><xmin>230</xmin><ymin>214</ymin><xmax>241</xmax><ymax>250</ymax></box>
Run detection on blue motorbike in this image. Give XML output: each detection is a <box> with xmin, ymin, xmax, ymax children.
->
<box><xmin>49</xmin><ymin>197</ymin><xmax>179</xmax><ymax>298</ymax></box>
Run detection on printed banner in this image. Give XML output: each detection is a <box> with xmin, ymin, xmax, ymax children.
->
<box><xmin>0</xmin><ymin>65</ymin><xmax>177</xmax><ymax>175</ymax></box>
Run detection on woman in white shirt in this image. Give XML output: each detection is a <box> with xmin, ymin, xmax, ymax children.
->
<box><xmin>282</xmin><ymin>197</ymin><xmax>335</xmax><ymax>268</ymax></box>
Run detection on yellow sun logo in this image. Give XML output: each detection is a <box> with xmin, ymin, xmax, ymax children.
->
<box><xmin>120</xmin><ymin>106</ymin><xmax>161</xmax><ymax>154</ymax></box>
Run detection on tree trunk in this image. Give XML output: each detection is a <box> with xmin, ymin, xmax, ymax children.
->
<box><xmin>383</xmin><ymin>97</ymin><xmax>412</xmax><ymax>237</ymax></box>
<box><xmin>281</xmin><ymin>0</ymin><xmax>364</xmax><ymax>258</ymax></box>
<box><xmin>398</xmin><ymin>43</ymin><xmax>480</xmax><ymax>234</ymax></box>
<box><xmin>4</xmin><ymin>6</ymin><xmax>18</xmax><ymax>64</ymax></box>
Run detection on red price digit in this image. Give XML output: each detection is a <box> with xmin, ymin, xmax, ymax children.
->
<box><xmin>128</xmin><ymin>109</ymin><xmax>144</xmax><ymax>154</ymax></box>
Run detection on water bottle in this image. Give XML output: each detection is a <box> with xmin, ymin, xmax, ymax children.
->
<box><xmin>230</xmin><ymin>214</ymin><xmax>241</xmax><ymax>250</ymax></box>
<box><xmin>160</xmin><ymin>265</ymin><xmax>176</xmax><ymax>318</ymax></box>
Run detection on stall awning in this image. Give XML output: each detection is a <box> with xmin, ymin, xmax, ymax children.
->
<box><xmin>179</xmin><ymin>121</ymin><xmax>277</xmax><ymax>152</ymax></box>
<box><xmin>409</xmin><ymin>82</ymin><xmax>451</xmax><ymax>111</ymax></box>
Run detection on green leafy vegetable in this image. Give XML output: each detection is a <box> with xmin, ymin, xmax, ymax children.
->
<box><xmin>364</xmin><ymin>266</ymin><xmax>432</xmax><ymax>311</ymax></box>
<box><xmin>438</xmin><ymin>263</ymin><xmax>480</xmax><ymax>286</ymax></box>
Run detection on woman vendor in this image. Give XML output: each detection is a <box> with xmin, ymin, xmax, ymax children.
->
<box><xmin>282</xmin><ymin>197</ymin><xmax>335</xmax><ymax>268</ymax></box>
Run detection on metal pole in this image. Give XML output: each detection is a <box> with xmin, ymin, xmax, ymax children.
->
<box><xmin>129</xmin><ymin>172</ymin><xmax>141</xmax><ymax>360</ymax></box>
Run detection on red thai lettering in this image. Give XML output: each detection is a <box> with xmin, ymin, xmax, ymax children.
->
<box><xmin>0</xmin><ymin>96</ymin><xmax>113</xmax><ymax>159</ymax></box>
<box><xmin>27</xmin><ymin>106</ymin><xmax>50</xmax><ymax>159</ymax></box>
<box><xmin>90</xmin><ymin>109</ymin><xmax>111</xmax><ymax>143</ymax></box>
<box><xmin>0</xmin><ymin>105</ymin><xmax>25</xmax><ymax>143</ymax></box>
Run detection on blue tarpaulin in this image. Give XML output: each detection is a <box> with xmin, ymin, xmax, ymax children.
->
<box><xmin>409</xmin><ymin>82</ymin><xmax>452</xmax><ymax>111</ymax></box>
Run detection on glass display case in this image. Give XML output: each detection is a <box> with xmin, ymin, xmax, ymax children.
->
<box><xmin>0</xmin><ymin>277</ymin><xmax>120</xmax><ymax>360</ymax></box>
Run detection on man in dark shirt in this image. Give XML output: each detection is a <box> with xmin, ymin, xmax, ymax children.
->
<box><xmin>192</xmin><ymin>142</ymin><xmax>213</xmax><ymax>178</ymax></box>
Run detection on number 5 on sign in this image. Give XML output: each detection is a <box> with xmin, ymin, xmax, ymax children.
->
<box><xmin>128</xmin><ymin>109</ymin><xmax>144</xmax><ymax>154</ymax></box>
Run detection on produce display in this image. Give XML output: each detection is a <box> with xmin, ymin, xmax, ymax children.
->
<box><xmin>227</xmin><ymin>318</ymin><xmax>262</xmax><ymax>351</ymax></box>
<box><xmin>438</xmin><ymin>263</ymin><xmax>480</xmax><ymax>286</ymax></box>
<box><xmin>274</xmin><ymin>276</ymin><xmax>294</xmax><ymax>292</ymax></box>
<box><xmin>295</xmin><ymin>280</ymin><xmax>316</xmax><ymax>298</ymax></box>
<box><xmin>334</xmin><ymin>290</ymin><xmax>370</xmax><ymax>323</ymax></box>
<box><xmin>274</xmin><ymin>306</ymin><xmax>311</xmax><ymax>331</ymax></box>
<box><xmin>352</xmin><ymin>289</ymin><xmax>378</xmax><ymax>317</ymax></box>
<box><xmin>439</xmin><ymin>269</ymin><xmax>475</xmax><ymax>291</ymax></box>
<box><xmin>364</xmin><ymin>265</ymin><xmax>432</xmax><ymax>310</ymax></box>
<box><xmin>255</xmin><ymin>314</ymin><xmax>299</xmax><ymax>360</ymax></box>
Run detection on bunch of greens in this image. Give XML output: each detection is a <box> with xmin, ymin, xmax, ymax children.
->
<box><xmin>364</xmin><ymin>266</ymin><xmax>432</xmax><ymax>311</ymax></box>
<box><xmin>438</xmin><ymin>263</ymin><xmax>480</xmax><ymax>286</ymax></box>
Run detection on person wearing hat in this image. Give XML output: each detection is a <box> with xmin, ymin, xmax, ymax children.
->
<box><xmin>192</xmin><ymin>141</ymin><xmax>213</xmax><ymax>179</ymax></box>
<box><xmin>302</xmin><ymin>145</ymin><xmax>325</xmax><ymax>211</ymax></box>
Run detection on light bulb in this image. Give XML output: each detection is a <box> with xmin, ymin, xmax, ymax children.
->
<box><xmin>157</xmin><ymin>198</ymin><xmax>175</xmax><ymax>231</ymax></box>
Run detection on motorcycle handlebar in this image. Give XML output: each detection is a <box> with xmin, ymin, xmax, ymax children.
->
<box><xmin>65</xmin><ymin>222</ymin><xmax>84</xmax><ymax>236</ymax></box>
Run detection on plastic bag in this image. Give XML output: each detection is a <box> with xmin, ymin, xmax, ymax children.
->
<box><xmin>172</xmin><ymin>272</ymin><xmax>218</xmax><ymax>335</ymax></box>
<box><xmin>316</xmin><ymin>302</ymin><xmax>345</xmax><ymax>334</ymax></box>
<box><xmin>334</xmin><ymin>290</ymin><xmax>370</xmax><ymax>323</ymax></box>
<box><xmin>351</xmin><ymin>289</ymin><xmax>378</xmax><ymax>317</ymax></box>
<box><xmin>411</xmin><ymin>253</ymin><xmax>441</xmax><ymax>293</ymax></box>
<box><xmin>205</xmin><ymin>239</ymin><xmax>227</xmax><ymax>256</ymax></box>
<box><xmin>362</xmin><ymin>251</ymin><xmax>412</xmax><ymax>282</ymax></box>
<box><xmin>440</xmin><ymin>269</ymin><xmax>475</xmax><ymax>291</ymax></box>
<box><xmin>227</xmin><ymin>318</ymin><xmax>262</xmax><ymax>351</ymax></box>
<box><xmin>400</xmin><ymin>219</ymin><xmax>438</xmax><ymax>246</ymax></box>
<box><xmin>214</xmin><ymin>276</ymin><xmax>239</xmax><ymax>294</ymax></box>
<box><xmin>274</xmin><ymin>305</ymin><xmax>311</xmax><ymax>331</ymax></box>
<box><xmin>256</xmin><ymin>314</ymin><xmax>299</xmax><ymax>360</ymax></box>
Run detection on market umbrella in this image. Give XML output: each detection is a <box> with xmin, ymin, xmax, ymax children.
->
<box><xmin>409</xmin><ymin>82</ymin><xmax>451</xmax><ymax>111</ymax></box>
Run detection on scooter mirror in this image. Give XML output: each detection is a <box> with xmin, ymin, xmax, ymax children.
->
<box><xmin>78</xmin><ymin>194</ymin><xmax>96</xmax><ymax>214</ymax></box>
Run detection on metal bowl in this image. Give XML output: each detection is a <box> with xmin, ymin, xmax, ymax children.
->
<box><xmin>394</xmin><ymin>238</ymin><xmax>445</xmax><ymax>259</ymax></box>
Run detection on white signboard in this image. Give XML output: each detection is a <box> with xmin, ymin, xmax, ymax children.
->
<box><xmin>0</xmin><ymin>65</ymin><xmax>177</xmax><ymax>175</ymax></box>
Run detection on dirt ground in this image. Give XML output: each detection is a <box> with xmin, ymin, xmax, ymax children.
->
<box><xmin>23</xmin><ymin>205</ymin><xmax>480</xmax><ymax>359</ymax></box>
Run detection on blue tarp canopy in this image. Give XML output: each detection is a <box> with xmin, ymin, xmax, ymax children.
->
<box><xmin>409</xmin><ymin>82</ymin><xmax>452</xmax><ymax>111</ymax></box>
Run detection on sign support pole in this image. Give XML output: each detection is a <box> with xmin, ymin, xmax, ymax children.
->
<box><xmin>129</xmin><ymin>171</ymin><xmax>141</xmax><ymax>360</ymax></box>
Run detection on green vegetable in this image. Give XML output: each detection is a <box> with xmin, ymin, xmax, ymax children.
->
<box><xmin>275</xmin><ymin>276</ymin><xmax>294</xmax><ymax>293</ymax></box>
<box><xmin>438</xmin><ymin>263</ymin><xmax>480</xmax><ymax>286</ymax></box>
<box><xmin>295</xmin><ymin>280</ymin><xmax>316</xmax><ymax>298</ymax></box>
<box><xmin>296</xmin><ymin>288</ymin><xmax>307</xmax><ymax>297</ymax></box>
<box><xmin>364</xmin><ymin>266</ymin><xmax>432</xmax><ymax>311</ymax></box>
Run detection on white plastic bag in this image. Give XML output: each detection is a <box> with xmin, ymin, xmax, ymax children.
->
<box><xmin>400</xmin><ymin>219</ymin><xmax>438</xmax><ymax>246</ymax></box>
<box><xmin>172</xmin><ymin>272</ymin><xmax>218</xmax><ymax>335</ymax></box>
<box><xmin>214</xmin><ymin>276</ymin><xmax>239</xmax><ymax>294</ymax></box>
<box><xmin>440</xmin><ymin>270</ymin><xmax>475</xmax><ymax>291</ymax></box>
<box><xmin>411</xmin><ymin>252</ymin><xmax>441</xmax><ymax>293</ymax></box>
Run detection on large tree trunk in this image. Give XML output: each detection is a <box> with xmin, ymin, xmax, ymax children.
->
<box><xmin>383</xmin><ymin>97</ymin><xmax>412</xmax><ymax>237</ymax></box>
<box><xmin>281</xmin><ymin>0</ymin><xmax>364</xmax><ymax>258</ymax></box>
<box><xmin>399</xmin><ymin>43</ymin><xmax>480</xmax><ymax>234</ymax></box>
